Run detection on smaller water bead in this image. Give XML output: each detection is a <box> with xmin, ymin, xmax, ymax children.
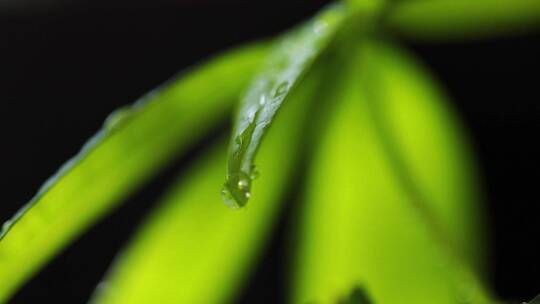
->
<box><xmin>237</xmin><ymin>178</ymin><xmax>249</xmax><ymax>190</ymax></box>
<box><xmin>1</xmin><ymin>221</ymin><xmax>12</xmax><ymax>235</ymax></box>
<box><xmin>221</xmin><ymin>165</ymin><xmax>262</xmax><ymax>209</ymax></box>
<box><xmin>222</xmin><ymin>4</ymin><xmax>345</xmax><ymax>208</ymax></box>
<box><xmin>220</xmin><ymin>187</ymin><xmax>238</xmax><ymax>210</ymax></box>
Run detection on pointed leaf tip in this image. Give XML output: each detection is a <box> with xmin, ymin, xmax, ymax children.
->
<box><xmin>223</xmin><ymin>4</ymin><xmax>346</xmax><ymax>208</ymax></box>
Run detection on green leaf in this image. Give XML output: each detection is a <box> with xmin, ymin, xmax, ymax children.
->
<box><xmin>358</xmin><ymin>40</ymin><xmax>488</xmax><ymax>271</ymax></box>
<box><xmin>0</xmin><ymin>43</ymin><xmax>267</xmax><ymax>302</ymax></box>
<box><xmin>222</xmin><ymin>3</ymin><xmax>346</xmax><ymax>208</ymax></box>
<box><xmin>90</xmin><ymin>63</ymin><xmax>320</xmax><ymax>304</ymax></box>
<box><xmin>384</xmin><ymin>0</ymin><xmax>540</xmax><ymax>41</ymax></box>
<box><xmin>345</xmin><ymin>0</ymin><xmax>385</xmax><ymax>18</ymax></box>
<box><xmin>292</xmin><ymin>40</ymin><xmax>493</xmax><ymax>303</ymax></box>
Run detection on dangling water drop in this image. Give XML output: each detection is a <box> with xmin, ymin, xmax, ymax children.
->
<box><xmin>237</xmin><ymin>178</ymin><xmax>249</xmax><ymax>190</ymax></box>
<box><xmin>220</xmin><ymin>187</ymin><xmax>239</xmax><ymax>209</ymax></box>
<box><xmin>1</xmin><ymin>220</ymin><xmax>12</xmax><ymax>236</ymax></box>
<box><xmin>221</xmin><ymin>171</ymin><xmax>252</xmax><ymax>209</ymax></box>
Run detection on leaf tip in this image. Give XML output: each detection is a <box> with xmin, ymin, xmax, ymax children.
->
<box><xmin>221</xmin><ymin>171</ymin><xmax>252</xmax><ymax>209</ymax></box>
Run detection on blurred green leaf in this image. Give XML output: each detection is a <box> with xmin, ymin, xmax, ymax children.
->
<box><xmin>222</xmin><ymin>4</ymin><xmax>346</xmax><ymax>208</ymax></box>
<box><xmin>359</xmin><ymin>40</ymin><xmax>487</xmax><ymax>271</ymax></box>
<box><xmin>89</xmin><ymin>60</ymin><xmax>323</xmax><ymax>304</ymax></box>
<box><xmin>0</xmin><ymin>44</ymin><xmax>267</xmax><ymax>302</ymax></box>
<box><xmin>384</xmin><ymin>0</ymin><xmax>540</xmax><ymax>41</ymax></box>
<box><xmin>292</xmin><ymin>40</ymin><xmax>493</xmax><ymax>303</ymax></box>
<box><xmin>345</xmin><ymin>0</ymin><xmax>384</xmax><ymax>18</ymax></box>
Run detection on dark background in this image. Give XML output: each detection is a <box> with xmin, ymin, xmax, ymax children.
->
<box><xmin>0</xmin><ymin>0</ymin><xmax>539</xmax><ymax>302</ymax></box>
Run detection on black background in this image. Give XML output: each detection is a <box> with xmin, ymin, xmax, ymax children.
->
<box><xmin>0</xmin><ymin>0</ymin><xmax>539</xmax><ymax>303</ymax></box>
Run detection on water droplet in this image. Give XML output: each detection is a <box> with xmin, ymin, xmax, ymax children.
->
<box><xmin>104</xmin><ymin>107</ymin><xmax>133</xmax><ymax>131</ymax></box>
<box><xmin>237</xmin><ymin>178</ymin><xmax>249</xmax><ymax>190</ymax></box>
<box><xmin>259</xmin><ymin>95</ymin><xmax>266</xmax><ymax>106</ymax></box>
<box><xmin>221</xmin><ymin>171</ymin><xmax>252</xmax><ymax>208</ymax></box>
<box><xmin>236</xmin><ymin>171</ymin><xmax>251</xmax><ymax>190</ymax></box>
<box><xmin>1</xmin><ymin>220</ymin><xmax>12</xmax><ymax>233</ymax></box>
<box><xmin>273</xmin><ymin>81</ymin><xmax>289</xmax><ymax>98</ymax></box>
<box><xmin>221</xmin><ymin>187</ymin><xmax>239</xmax><ymax>209</ymax></box>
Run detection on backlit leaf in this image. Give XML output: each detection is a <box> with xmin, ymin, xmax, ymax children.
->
<box><xmin>0</xmin><ymin>43</ymin><xmax>267</xmax><ymax>302</ymax></box>
<box><xmin>90</xmin><ymin>60</ymin><xmax>322</xmax><ymax>304</ymax></box>
<box><xmin>222</xmin><ymin>4</ymin><xmax>346</xmax><ymax>208</ymax></box>
<box><xmin>292</xmin><ymin>40</ymin><xmax>493</xmax><ymax>303</ymax></box>
<box><xmin>385</xmin><ymin>0</ymin><xmax>540</xmax><ymax>41</ymax></box>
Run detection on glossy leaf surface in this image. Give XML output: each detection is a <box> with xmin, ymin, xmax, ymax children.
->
<box><xmin>222</xmin><ymin>4</ymin><xmax>346</xmax><ymax>208</ymax></box>
<box><xmin>91</xmin><ymin>62</ymin><xmax>322</xmax><ymax>304</ymax></box>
